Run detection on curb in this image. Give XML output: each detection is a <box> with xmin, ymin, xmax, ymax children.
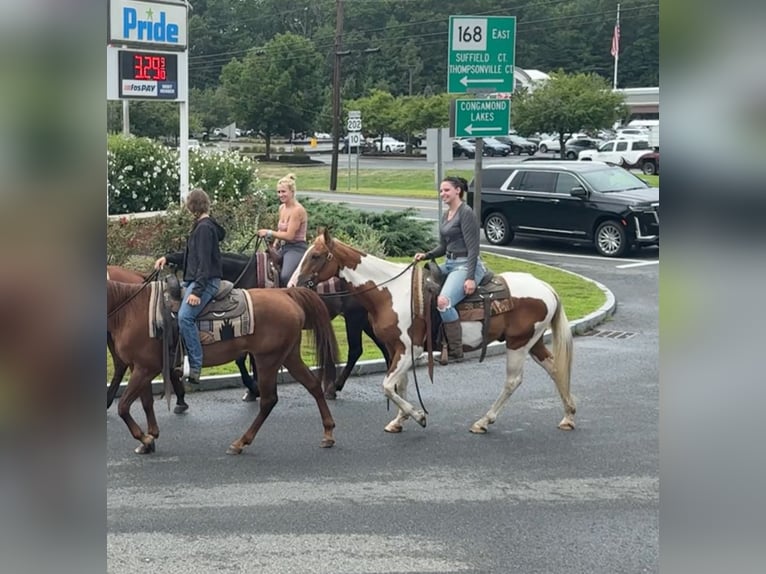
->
<box><xmin>113</xmin><ymin>273</ymin><xmax>616</xmax><ymax>398</ymax></box>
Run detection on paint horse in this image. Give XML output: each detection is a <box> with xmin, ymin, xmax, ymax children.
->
<box><xmin>107</xmin><ymin>280</ymin><xmax>339</xmax><ymax>455</ymax></box>
<box><xmin>294</xmin><ymin>229</ymin><xmax>576</xmax><ymax>434</ymax></box>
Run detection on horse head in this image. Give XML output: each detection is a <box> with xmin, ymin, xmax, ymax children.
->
<box><xmin>294</xmin><ymin>228</ymin><xmax>343</xmax><ymax>289</ymax></box>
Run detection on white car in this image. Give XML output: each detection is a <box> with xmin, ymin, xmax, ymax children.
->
<box><xmin>374</xmin><ymin>136</ymin><xmax>406</xmax><ymax>153</ymax></box>
<box><xmin>538</xmin><ymin>133</ymin><xmax>589</xmax><ymax>153</ymax></box>
<box><xmin>578</xmin><ymin>138</ymin><xmax>653</xmax><ymax>165</ymax></box>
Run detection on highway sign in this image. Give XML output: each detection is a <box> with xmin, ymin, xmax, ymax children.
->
<box><xmin>347</xmin><ymin>110</ymin><xmax>362</xmax><ymax>132</ymax></box>
<box><xmin>447</xmin><ymin>15</ymin><xmax>516</xmax><ymax>94</ymax></box>
<box><xmin>348</xmin><ymin>132</ymin><xmax>362</xmax><ymax>147</ymax></box>
<box><xmin>450</xmin><ymin>98</ymin><xmax>510</xmax><ymax>138</ymax></box>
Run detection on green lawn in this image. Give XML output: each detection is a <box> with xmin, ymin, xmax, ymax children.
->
<box><xmin>106</xmin><ymin>252</ymin><xmax>605</xmax><ymax>381</ymax></box>
<box><xmin>256</xmin><ymin>162</ymin><xmax>659</xmax><ymax>198</ymax></box>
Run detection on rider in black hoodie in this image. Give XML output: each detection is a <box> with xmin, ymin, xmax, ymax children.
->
<box><xmin>155</xmin><ymin>188</ymin><xmax>225</xmax><ymax>384</ymax></box>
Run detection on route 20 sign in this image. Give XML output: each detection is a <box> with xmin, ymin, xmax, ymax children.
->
<box><xmin>447</xmin><ymin>15</ymin><xmax>516</xmax><ymax>94</ymax></box>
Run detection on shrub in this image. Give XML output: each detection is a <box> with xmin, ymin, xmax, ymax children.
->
<box><xmin>107</xmin><ymin>134</ymin><xmax>263</xmax><ymax>214</ymax></box>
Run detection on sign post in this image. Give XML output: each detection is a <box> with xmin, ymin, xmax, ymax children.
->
<box><xmin>447</xmin><ymin>16</ymin><xmax>516</xmax><ymax>94</ymax></box>
<box><xmin>347</xmin><ymin>111</ymin><xmax>362</xmax><ymax>191</ymax></box>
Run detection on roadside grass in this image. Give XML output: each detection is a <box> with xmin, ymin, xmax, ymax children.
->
<box><xmin>106</xmin><ymin>252</ymin><xmax>605</xmax><ymax>381</ymax></box>
<box><xmin>257</xmin><ymin>162</ymin><xmax>659</xmax><ymax>197</ymax></box>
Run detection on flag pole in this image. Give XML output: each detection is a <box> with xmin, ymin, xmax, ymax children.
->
<box><xmin>612</xmin><ymin>3</ymin><xmax>621</xmax><ymax>90</ymax></box>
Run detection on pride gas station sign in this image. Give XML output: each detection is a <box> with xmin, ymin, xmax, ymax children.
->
<box><xmin>108</xmin><ymin>0</ymin><xmax>188</xmax><ymax>49</ymax></box>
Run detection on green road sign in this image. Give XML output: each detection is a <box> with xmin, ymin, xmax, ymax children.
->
<box><xmin>448</xmin><ymin>15</ymin><xmax>516</xmax><ymax>94</ymax></box>
<box><xmin>450</xmin><ymin>98</ymin><xmax>511</xmax><ymax>138</ymax></box>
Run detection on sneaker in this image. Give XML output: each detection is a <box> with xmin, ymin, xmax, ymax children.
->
<box><xmin>186</xmin><ymin>368</ymin><xmax>201</xmax><ymax>385</ymax></box>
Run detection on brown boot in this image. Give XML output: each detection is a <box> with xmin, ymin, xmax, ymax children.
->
<box><xmin>442</xmin><ymin>320</ymin><xmax>464</xmax><ymax>363</ymax></box>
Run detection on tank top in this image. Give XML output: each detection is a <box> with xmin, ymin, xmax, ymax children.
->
<box><xmin>277</xmin><ymin>217</ymin><xmax>307</xmax><ymax>243</ymax></box>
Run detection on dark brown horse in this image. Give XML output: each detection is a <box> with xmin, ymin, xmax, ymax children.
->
<box><xmin>107</xmin><ymin>280</ymin><xmax>339</xmax><ymax>455</ymax></box>
<box><xmin>106</xmin><ymin>265</ymin><xmax>188</xmax><ymax>413</ymax></box>
<box><xmin>165</xmin><ymin>251</ymin><xmax>391</xmax><ymax>400</ymax></box>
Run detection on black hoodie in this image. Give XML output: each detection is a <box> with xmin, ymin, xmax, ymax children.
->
<box><xmin>181</xmin><ymin>216</ymin><xmax>226</xmax><ymax>297</ymax></box>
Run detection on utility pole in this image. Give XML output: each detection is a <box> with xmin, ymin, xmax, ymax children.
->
<box><xmin>329</xmin><ymin>0</ymin><xmax>344</xmax><ymax>192</ymax></box>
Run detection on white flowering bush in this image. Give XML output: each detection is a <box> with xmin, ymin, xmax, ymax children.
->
<box><xmin>107</xmin><ymin>134</ymin><xmax>262</xmax><ymax>214</ymax></box>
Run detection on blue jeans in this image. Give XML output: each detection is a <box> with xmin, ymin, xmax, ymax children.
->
<box><xmin>178</xmin><ymin>278</ymin><xmax>221</xmax><ymax>372</ymax></box>
<box><xmin>437</xmin><ymin>257</ymin><xmax>487</xmax><ymax>322</ymax></box>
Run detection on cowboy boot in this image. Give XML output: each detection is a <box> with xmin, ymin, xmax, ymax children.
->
<box><xmin>442</xmin><ymin>320</ymin><xmax>464</xmax><ymax>363</ymax></box>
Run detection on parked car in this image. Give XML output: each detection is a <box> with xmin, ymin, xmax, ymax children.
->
<box><xmin>564</xmin><ymin>138</ymin><xmax>601</xmax><ymax>159</ymax></box>
<box><xmin>538</xmin><ymin>133</ymin><xmax>589</xmax><ymax>153</ymax></box>
<box><xmin>466</xmin><ymin>162</ymin><xmax>659</xmax><ymax>257</ymax></box>
<box><xmin>452</xmin><ymin>139</ymin><xmax>476</xmax><ymax>159</ymax></box>
<box><xmin>462</xmin><ymin>137</ymin><xmax>511</xmax><ymax>156</ymax></box>
<box><xmin>341</xmin><ymin>136</ymin><xmax>374</xmax><ymax>154</ymax></box>
<box><xmin>374</xmin><ymin>136</ymin><xmax>406</xmax><ymax>153</ymax></box>
<box><xmin>578</xmin><ymin>138</ymin><xmax>657</xmax><ymax>174</ymax></box>
<box><xmin>496</xmin><ymin>135</ymin><xmax>538</xmax><ymax>156</ymax></box>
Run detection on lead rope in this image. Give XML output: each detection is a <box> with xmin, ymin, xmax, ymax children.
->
<box><xmin>408</xmin><ymin>265</ymin><xmax>429</xmax><ymax>415</ymax></box>
<box><xmin>106</xmin><ymin>268</ymin><xmax>159</xmax><ymax>318</ymax></box>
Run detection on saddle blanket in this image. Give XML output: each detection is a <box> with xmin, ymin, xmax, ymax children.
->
<box><xmin>149</xmin><ymin>281</ymin><xmax>255</xmax><ymax>344</ymax></box>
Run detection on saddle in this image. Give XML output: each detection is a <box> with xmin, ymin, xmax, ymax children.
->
<box><xmin>149</xmin><ymin>275</ymin><xmax>255</xmax><ymax>345</ymax></box>
<box><xmin>421</xmin><ymin>261</ymin><xmax>513</xmax><ymax>362</ymax></box>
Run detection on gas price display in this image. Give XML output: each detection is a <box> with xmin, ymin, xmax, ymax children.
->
<box><xmin>118</xmin><ymin>50</ymin><xmax>178</xmax><ymax>100</ymax></box>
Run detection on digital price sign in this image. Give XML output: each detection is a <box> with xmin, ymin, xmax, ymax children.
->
<box><xmin>118</xmin><ymin>50</ymin><xmax>178</xmax><ymax>99</ymax></box>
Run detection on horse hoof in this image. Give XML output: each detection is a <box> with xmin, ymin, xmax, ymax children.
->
<box><xmin>558</xmin><ymin>418</ymin><xmax>575</xmax><ymax>430</ymax></box>
<box><xmin>415</xmin><ymin>415</ymin><xmax>427</xmax><ymax>428</ymax></box>
<box><xmin>320</xmin><ymin>438</ymin><xmax>335</xmax><ymax>448</ymax></box>
<box><xmin>134</xmin><ymin>440</ymin><xmax>156</xmax><ymax>454</ymax></box>
<box><xmin>469</xmin><ymin>424</ymin><xmax>488</xmax><ymax>434</ymax></box>
<box><xmin>324</xmin><ymin>391</ymin><xmax>337</xmax><ymax>400</ymax></box>
<box><xmin>242</xmin><ymin>391</ymin><xmax>258</xmax><ymax>402</ymax></box>
<box><xmin>384</xmin><ymin>422</ymin><xmax>403</xmax><ymax>433</ymax></box>
<box><xmin>173</xmin><ymin>403</ymin><xmax>189</xmax><ymax>414</ymax></box>
<box><xmin>226</xmin><ymin>445</ymin><xmax>243</xmax><ymax>455</ymax></box>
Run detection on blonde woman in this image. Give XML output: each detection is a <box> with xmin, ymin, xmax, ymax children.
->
<box><xmin>258</xmin><ymin>173</ymin><xmax>308</xmax><ymax>286</ymax></box>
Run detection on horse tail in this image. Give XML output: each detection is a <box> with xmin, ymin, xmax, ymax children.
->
<box><xmin>285</xmin><ymin>287</ymin><xmax>339</xmax><ymax>384</ymax></box>
<box><xmin>550</xmin><ymin>293</ymin><xmax>573</xmax><ymax>389</ymax></box>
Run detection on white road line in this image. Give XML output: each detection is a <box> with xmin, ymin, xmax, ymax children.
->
<box><xmin>488</xmin><ymin>245</ymin><xmax>640</xmax><ymax>263</ymax></box>
<box><xmin>616</xmin><ymin>260</ymin><xmax>660</xmax><ymax>269</ymax></box>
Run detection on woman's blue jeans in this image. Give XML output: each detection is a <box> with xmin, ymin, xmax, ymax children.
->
<box><xmin>178</xmin><ymin>278</ymin><xmax>220</xmax><ymax>372</ymax></box>
<box><xmin>436</xmin><ymin>257</ymin><xmax>486</xmax><ymax>322</ymax></box>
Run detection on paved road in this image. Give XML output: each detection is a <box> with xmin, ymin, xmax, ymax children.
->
<box><xmin>107</xmin><ymin>253</ymin><xmax>658</xmax><ymax>573</ymax></box>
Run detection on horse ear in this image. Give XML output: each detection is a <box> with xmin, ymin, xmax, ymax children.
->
<box><xmin>322</xmin><ymin>227</ymin><xmax>334</xmax><ymax>249</ymax></box>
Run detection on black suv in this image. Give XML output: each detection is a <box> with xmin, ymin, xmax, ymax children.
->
<box><xmin>467</xmin><ymin>162</ymin><xmax>659</xmax><ymax>257</ymax></box>
<box><xmin>564</xmin><ymin>138</ymin><xmax>600</xmax><ymax>159</ymax></box>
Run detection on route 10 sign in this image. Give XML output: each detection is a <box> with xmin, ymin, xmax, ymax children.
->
<box><xmin>347</xmin><ymin>110</ymin><xmax>362</xmax><ymax>132</ymax></box>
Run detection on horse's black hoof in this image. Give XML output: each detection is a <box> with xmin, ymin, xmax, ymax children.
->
<box><xmin>242</xmin><ymin>391</ymin><xmax>259</xmax><ymax>402</ymax></box>
<box><xmin>173</xmin><ymin>403</ymin><xmax>189</xmax><ymax>414</ymax></box>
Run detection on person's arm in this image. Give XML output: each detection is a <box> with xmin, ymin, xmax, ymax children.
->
<box><xmin>460</xmin><ymin>205</ymin><xmax>481</xmax><ymax>279</ymax></box>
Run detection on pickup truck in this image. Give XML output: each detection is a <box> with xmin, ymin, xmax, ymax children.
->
<box><xmin>578</xmin><ymin>137</ymin><xmax>659</xmax><ymax>175</ymax></box>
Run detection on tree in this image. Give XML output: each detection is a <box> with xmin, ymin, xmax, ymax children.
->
<box><xmin>221</xmin><ymin>33</ymin><xmax>323</xmax><ymax>158</ymax></box>
<box><xmin>512</xmin><ymin>71</ymin><xmax>627</xmax><ymax>157</ymax></box>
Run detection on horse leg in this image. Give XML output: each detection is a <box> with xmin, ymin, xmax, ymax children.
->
<box><xmin>117</xmin><ymin>366</ymin><xmax>158</xmax><ymax>454</ymax></box>
<box><xmin>283</xmin><ymin>347</ymin><xmax>336</xmax><ymax>448</ymax></box>
<box><xmin>226</xmin><ymin>357</ymin><xmax>281</xmax><ymax>455</ymax></box>
<box><xmin>529</xmin><ymin>338</ymin><xmax>576</xmax><ymax>430</ymax></box>
<box><xmin>140</xmin><ymin>381</ymin><xmax>160</xmax><ymax>442</ymax></box>
<box><xmin>171</xmin><ymin>367</ymin><xmax>189</xmax><ymax>414</ymax></box>
<box><xmin>471</xmin><ymin>348</ymin><xmax>526</xmax><ymax>434</ymax></box>
<box><xmin>236</xmin><ymin>353</ymin><xmax>260</xmax><ymax>402</ymax></box>
<box><xmin>107</xmin><ymin>333</ymin><xmax>128</xmax><ymax>408</ymax></box>
<box><xmin>382</xmin><ymin>352</ymin><xmax>425</xmax><ymax>432</ymax></box>
<box><xmin>329</xmin><ymin>311</ymin><xmax>366</xmax><ymax>398</ymax></box>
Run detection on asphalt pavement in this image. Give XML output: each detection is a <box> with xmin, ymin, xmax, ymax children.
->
<box><xmin>107</xmin><ymin>256</ymin><xmax>658</xmax><ymax>573</ymax></box>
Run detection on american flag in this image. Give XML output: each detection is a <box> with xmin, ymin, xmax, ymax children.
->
<box><xmin>610</xmin><ymin>19</ymin><xmax>620</xmax><ymax>58</ymax></box>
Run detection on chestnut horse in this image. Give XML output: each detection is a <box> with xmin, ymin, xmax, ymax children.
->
<box><xmin>107</xmin><ymin>280</ymin><xmax>338</xmax><ymax>455</ymax></box>
<box><xmin>165</xmin><ymin>251</ymin><xmax>391</xmax><ymax>400</ymax></box>
<box><xmin>294</xmin><ymin>230</ymin><xmax>576</xmax><ymax>434</ymax></box>
<box><xmin>106</xmin><ymin>265</ymin><xmax>189</xmax><ymax>413</ymax></box>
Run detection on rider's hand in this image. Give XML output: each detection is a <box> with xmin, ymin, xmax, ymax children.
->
<box><xmin>414</xmin><ymin>252</ymin><xmax>426</xmax><ymax>262</ymax></box>
<box><xmin>464</xmin><ymin>279</ymin><xmax>476</xmax><ymax>295</ymax></box>
<box><xmin>187</xmin><ymin>293</ymin><xmax>201</xmax><ymax>306</ymax></box>
<box><xmin>154</xmin><ymin>256</ymin><xmax>167</xmax><ymax>270</ymax></box>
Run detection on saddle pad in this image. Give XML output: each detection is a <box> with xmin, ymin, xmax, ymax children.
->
<box><xmin>149</xmin><ymin>282</ymin><xmax>255</xmax><ymax>344</ymax></box>
<box><xmin>255</xmin><ymin>252</ymin><xmax>278</xmax><ymax>288</ymax></box>
<box><xmin>316</xmin><ymin>276</ymin><xmax>343</xmax><ymax>295</ymax></box>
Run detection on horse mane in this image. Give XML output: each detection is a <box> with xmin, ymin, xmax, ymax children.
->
<box><xmin>107</xmin><ymin>280</ymin><xmax>150</xmax><ymax>333</ymax></box>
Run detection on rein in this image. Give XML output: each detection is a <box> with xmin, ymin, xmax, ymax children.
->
<box><xmin>107</xmin><ymin>268</ymin><xmax>159</xmax><ymax>318</ymax></box>
<box><xmin>231</xmin><ymin>236</ymin><xmax>263</xmax><ymax>287</ymax></box>
<box><xmin>305</xmin><ymin>259</ymin><xmax>417</xmax><ymax>299</ymax></box>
